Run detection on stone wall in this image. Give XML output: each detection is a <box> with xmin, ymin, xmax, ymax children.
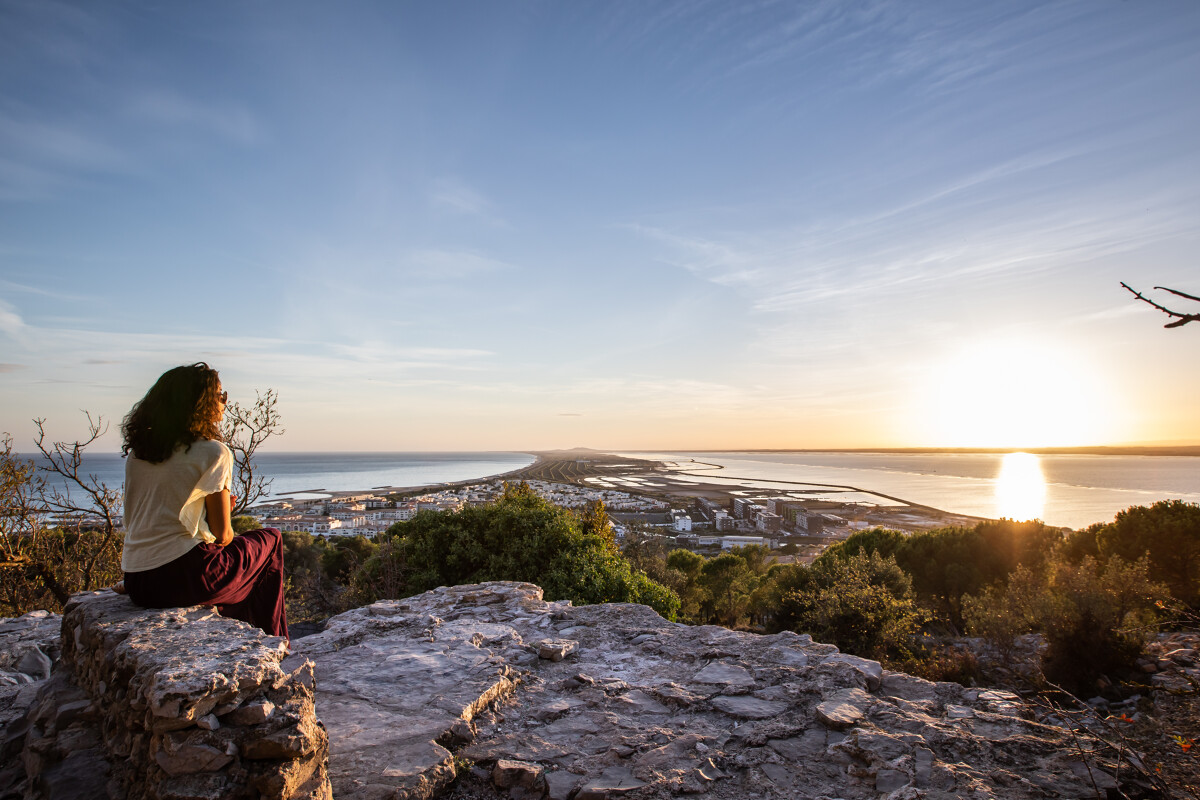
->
<box><xmin>14</xmin><ymin>591</ymin><xmax>331</xmax><ymax>800</ymax></box>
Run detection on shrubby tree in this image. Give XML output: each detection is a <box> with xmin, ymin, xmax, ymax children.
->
<box><xmin>964</xmin><ymin>556</ymin><xmax>1165</xmax><ymax>693</ymax></box>
<box><xmin>698</xmin><ymin>552</ymin><xmax>755</xmax><ymax>627</ymax></box>
<box><xmin>0</xmin><ymin>416</ymin><xmax>126</xmax><ymax>614</ymax></box>
<box><xmin>232</xmin><ymin>515</ymin><xmax>262</xmax><ymax>534</ymax></box>
<box><xmin>353</xmin><ymin>482</ymin><xmax>680</xmax><ymax>619</ymax></box>
<box><xmin>321</xmin><ymin>534</ymin><xmax>379</xmax><ymax>584</ymax></box>
<box><xmin>665</xmin><ymin>548</ymin><xmax>707</xmax><ymax>622</ymax></box>
<box><xmin>771</xmin><ymin>551</ymin><xmax>926</xmax><ymax>662</ymax></box>
<box><xmin>823</xmin><ymin>519</ymin><xmax>1061</xmax><ymax>631</ymax></box>
<box><xmin>1092</xmin><ymin>500</ymin><xmax>1200</xmax><ymax>607</ymax></box>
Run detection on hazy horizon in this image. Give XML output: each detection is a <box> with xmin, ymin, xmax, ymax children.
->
<box><xmin>17</xmin><ymin>442</ymin><xmax>1200</xmax><ymax>458</ymax></box>
<box><xmin>3</xmin><ymin>2</ymin><xmax>1199</xmax><ymax>451</ymax></box>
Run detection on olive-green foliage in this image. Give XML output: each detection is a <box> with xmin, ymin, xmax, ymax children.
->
<box><xmin>356</xmin><ymin>482</ymin><xmax>680</xmax><ymax>619</ymax></box>
<box><xmin>321</xmin><ymin>534</ymin><xmax>378</xmax><ymax>583</ymax></box>
<box><xmin>628</xmin><ymin>544</ymin><xmax>775</xmax><ymax>627</ymax></box>
<box><xmin>823</xmin><ymin>520</ymin><xmax>1061</xmax><ymax>630</ymax></box>
<box><xmin>771</xmin><ymin>551</ymin><xmax>926</xmax><ymax>661</ymax></box>
<box><xmin>623</xmin><ymin>536</ymin><xmax>695</xmax><ymax>619</ymax></box>
<box><xmin>964</xmin><ymin>556</ymin><xmax>1165</xmax><ymax>693</ymax></box>
<box><xmin>232</xmin><ymin>515</ymin><xmax>262</xmax><ymax>534</ymax></box>
<box><xmin>1090</xmin><ymin>500</ymin><xmax>1200</xmax><ymax>607</ymax></box>
<box><xmin>698</xmin><ymin>552</ymin><xmax>754</xmax><ymax>627</ymax></box>
<box><xmin>0</xmin><ymin>527</ymin><xmax>123</xmax><ymax>616</ymax></box>
<box><xmin>664</xmin><ymin>548</ymin><xmax>707</xmax><ymax>621</ymax></box>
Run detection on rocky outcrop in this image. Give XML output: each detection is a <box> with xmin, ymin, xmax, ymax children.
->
<box><xmin>0</xmin><ymin>610</ymin><xmax>63</xmax><ymax>796</ymax></box>
<box><xmin>10</xmin><ymin>591</ymin><xmax>331</xmax><ymax>800</ymax></box>
<box><xmin>3</xmin><ymin>582</ymin><xmax>1131</xmax><ymax>799</ymax></box>
<box><xmin>287</xmin><ymin>582</ymin><xmax>1113</xmax><ymax>800</ymax></box>
<box><xmin>0</xmin><ymin>610</ymin><xmax>61</xmax><ymax>730</ymax></box>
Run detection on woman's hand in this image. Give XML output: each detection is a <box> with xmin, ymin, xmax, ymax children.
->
<box><xmin>204</xmin><ymin>489</ymin><xmax>235</xmax><ymax>546</ymax></box>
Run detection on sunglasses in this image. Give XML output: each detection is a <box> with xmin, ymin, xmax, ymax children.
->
<box><xmin>220</xmin><ymin>391</ymin><xmax>229</xmax><ymax>404</ymax></box>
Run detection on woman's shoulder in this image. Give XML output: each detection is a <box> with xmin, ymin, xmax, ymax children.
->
<box><xmin>184</xmin><ymin>438</ymin><xmax>233</xmax><ymax>464</ymax></box>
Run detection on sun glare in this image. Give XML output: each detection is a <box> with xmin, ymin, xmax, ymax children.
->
<box><xmin>995</xmin><ymin>452</ymin><xmax>1046</xmax><ymax>521</ymax></box>
<box><xmin>915</xmin><ymin>338</ymin><xmax>1119</xmax><ymax>448</ymax></box>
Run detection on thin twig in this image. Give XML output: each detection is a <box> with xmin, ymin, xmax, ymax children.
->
<box><xmin>1122</xmin><ymin>282</ymin><xmax>1200</xmax><ymax>328</ymax></box>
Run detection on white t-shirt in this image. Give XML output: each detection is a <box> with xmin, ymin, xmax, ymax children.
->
<box><xmin>121</xmin><ymin>439</ymin><xmax>233</xmax><ymax>572</ymax></box>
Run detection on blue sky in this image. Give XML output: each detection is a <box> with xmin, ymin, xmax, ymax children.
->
<box><xmin>2</xmin><ymin>1</ymin><xmax>1199</xmax><ymax>451</ymax></box>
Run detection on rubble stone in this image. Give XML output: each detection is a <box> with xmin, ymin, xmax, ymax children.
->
<box><xmin>15</xmin><ymin>590</ymin><xmax>330</xmax><ymax>800</ymax></box>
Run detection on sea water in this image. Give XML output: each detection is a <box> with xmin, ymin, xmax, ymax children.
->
<box><xmin>22</xmin><ymin>451</ymin><xmax>534</xmax><ymax>502</ymax></box>
<box><xmin>19</xmin><ymin>449</ymin><xmax>1199</xmax><ymax>529</ymax></box>
<box><xmin>625</xmin><ymin>451</ymin><xmax>1200</xmax><ymax>529</ymax></box>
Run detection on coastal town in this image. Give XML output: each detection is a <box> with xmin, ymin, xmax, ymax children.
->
<box><xmin>244</xmin><ymin>450</ymin><xmax>986</xmax><ymax>562</ymax></box>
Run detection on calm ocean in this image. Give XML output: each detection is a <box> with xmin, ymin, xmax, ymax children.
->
<box><xmin>23</xmin><ymin>452</ymin><xmax>534</xmax><ymax>502</ymax></box>
<box><xmin>18</xmin><ymin>449</ymin><xmax>1199</xmax><ymax>529</ymax></box>
<box><xmin>624</xmin><ymin>451</ymin><xmax>1200</xmax><ymax>529</ymax></box>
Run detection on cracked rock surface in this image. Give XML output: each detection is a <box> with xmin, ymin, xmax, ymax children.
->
<box><xmin>0</xmin><ymin>610</ymin><xmax>61</xmax><ymax>731</ymax></box>
<box><xmin>288</xmin><ymin>581</ymin><xmax>1104</xmax><ymax>800</ymax></box>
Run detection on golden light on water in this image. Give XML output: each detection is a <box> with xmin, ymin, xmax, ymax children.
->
<box><xmin>995</xmin><ymin>452</ymin><xmax>1046</xmax><ymax>521</ymax></box>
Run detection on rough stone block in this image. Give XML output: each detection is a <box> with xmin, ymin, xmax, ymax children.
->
<box><xmin>820</xmin><ymin>653</ymin><xmax>883</xmax><ymax>691</ymax></box>
<box><xmin>492</xmin><ymin>758</ymin><xmax>543</xmax><ymax>789</ymax></box>
<box><xmin>536</xmin><ymin>638</ymin><xmax>579</xmax><ymax>661</ymax></box>
<box><xmin>815</xmin><ymin>688</ymin><xmax>873</xmax><ymax>730</ymax></box>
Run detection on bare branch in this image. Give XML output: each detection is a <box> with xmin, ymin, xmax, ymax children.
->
<box><xmin>221</xmin><ymin>389</ymin><xmax>285</xmax><ymax>515</ymax></box>
<box><xmin>1122</xmin><ymin>282</ymin><xmax>1200</xmax><ymax>328</ymax></box>
<box><xmin>1155</xmin><ymin>285</ymin><xmax>1200</xmax><ymax>303</ymax></box>
<box><xmin>32</xmin><ymin>414</ymin><xmax>123</xmax><ymax>592</ymax></box>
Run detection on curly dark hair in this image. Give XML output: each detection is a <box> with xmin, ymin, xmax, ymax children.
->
<box><xmin>121</xmin><ymin>363</ymin><xmax>225</xmax><ymax>463</ymax></box>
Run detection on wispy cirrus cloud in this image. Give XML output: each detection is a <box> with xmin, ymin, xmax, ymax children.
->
<box><xmin>404</xmin><ymin>249</ymin><xmax>512</xmax><ymax>280</ymax></box>
<box><xmin>0</xmin><ymin>299</ymin><xmax>26</xmax><ymax>337</ymax></box>
<box><xmin>429</xmin><ymin>178</ymin><xmax>507</xmax><ymax>226</ymax></box>
<box><xmin>126</xmin><ymin>89</ymin><xmax>264</xmax><ymax>146</ymax></box>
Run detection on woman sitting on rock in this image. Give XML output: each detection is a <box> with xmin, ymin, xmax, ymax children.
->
<box><xmin>115</xmin><ymin>362</ymin><xmax>288</xmax><ymax>641</ymax></box>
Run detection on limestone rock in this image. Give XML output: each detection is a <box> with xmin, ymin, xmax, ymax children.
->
<box><xmin>709</xmin><ymin>694</ymin><xmax>787</xmax><ymax>719</ymax></box>
<box><xmin>692</xmin><ymin>662</ymin><xmax>754</xmax><ymax>686</ymax></box>
<box><xmin>820</xmin><ymin>653</ymin><xmax>883</xmax><ymax>691</ymax></box>
<box><xmin>492</xmin><ymin>758</ymin><xmax>543</xmax><ymax>789</ymax></box>
<box><xmin>14</xmin><ymin>580</ymin><xmax>1129</xmax><ymax>800</ymax></box>
<box><xmin>815</xmin><ymin>688</ymin><xmax>873</xmax><ymax>730</ymax></box>
<box><xmin>224</xmin><ymin>698</ymin><xmax>276</xmax><ymax>726</ymax></box>
<box><xmin>0</xmin><ymin>609</ymin><xmax>63</xmax><ymax>731</ymax></box>
<box><xmin>285</xmin><ymin>581</ymin><xmax>1105</xmax><ymax>800</ymax></box>
<box><xmin>536</xmin><ymin>638</ymin><xmax>579</xmax><ymax>661</ymax></box>
<box><xmin>16</xmin><ymin>591</ymin><xmax>329</xmax><ymax>800</ymax></box>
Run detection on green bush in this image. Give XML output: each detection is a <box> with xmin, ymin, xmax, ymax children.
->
<box><xmin>1093</xmin><ymin>500</ymin><xmax>1200</xmax><ymax>606</ymax></box>
<box><xmin>771</xmin><ymin>551</ymin><xmax>926</xmax><ymax>662</ymax></box>
<box><xmin>964</xmin><ymin>556</ymin><xmax>1166</xmax><ymax>694</ymax></box>
<box><xmin>353</xmin><ymin>482</ymin><xmax>680</xmax><ymax>620</ymax></box>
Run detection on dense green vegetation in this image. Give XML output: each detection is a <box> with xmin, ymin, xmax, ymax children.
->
<box><xmin>612</xmin><ymin>501</ymin><xmax>1196</xmax><ymax>694</ymax></box>
<box><xmin>272</xmin><ymin>482</ymin><xmax>680</xmax><ymax>624</ymax></box>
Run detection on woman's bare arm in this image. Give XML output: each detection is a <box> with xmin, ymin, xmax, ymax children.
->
<box><xmin>204</xmin><ymin>489</ymin><xmax>236</xmax><ymax>546</ymax></box>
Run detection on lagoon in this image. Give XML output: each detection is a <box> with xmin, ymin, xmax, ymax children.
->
<box><xmin>621</xmin><ymin>451</ymin><xmax>1200</xmax><ymax>529</ymax></box>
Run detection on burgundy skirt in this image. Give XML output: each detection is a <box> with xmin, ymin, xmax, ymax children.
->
<box><xmin>125</xmin><ymin>527</ymin><xmax>288</xmax><ymax>641</ymax></box>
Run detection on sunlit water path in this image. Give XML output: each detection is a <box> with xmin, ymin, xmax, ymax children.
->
<box><xmin>622</xmin><ymin>451</ymin><xmax>1200</xmax><ymax>529</ymax></box>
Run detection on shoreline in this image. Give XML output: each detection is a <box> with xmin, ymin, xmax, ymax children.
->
<box><xmin>312</xmin><ymin>449</ymin><xmax>992</xmax><ymax>533</ymax></box>
<box><xmin>260</xmin><ymin>449</ymin><xmax>1197</xmax><ymax>530</ymax></box>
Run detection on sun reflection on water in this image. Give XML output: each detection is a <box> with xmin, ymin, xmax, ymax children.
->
<box><xmin>995</xmin><ymin>452</ymin><xmax>1046</xmax><ymax>521</ymax></box>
